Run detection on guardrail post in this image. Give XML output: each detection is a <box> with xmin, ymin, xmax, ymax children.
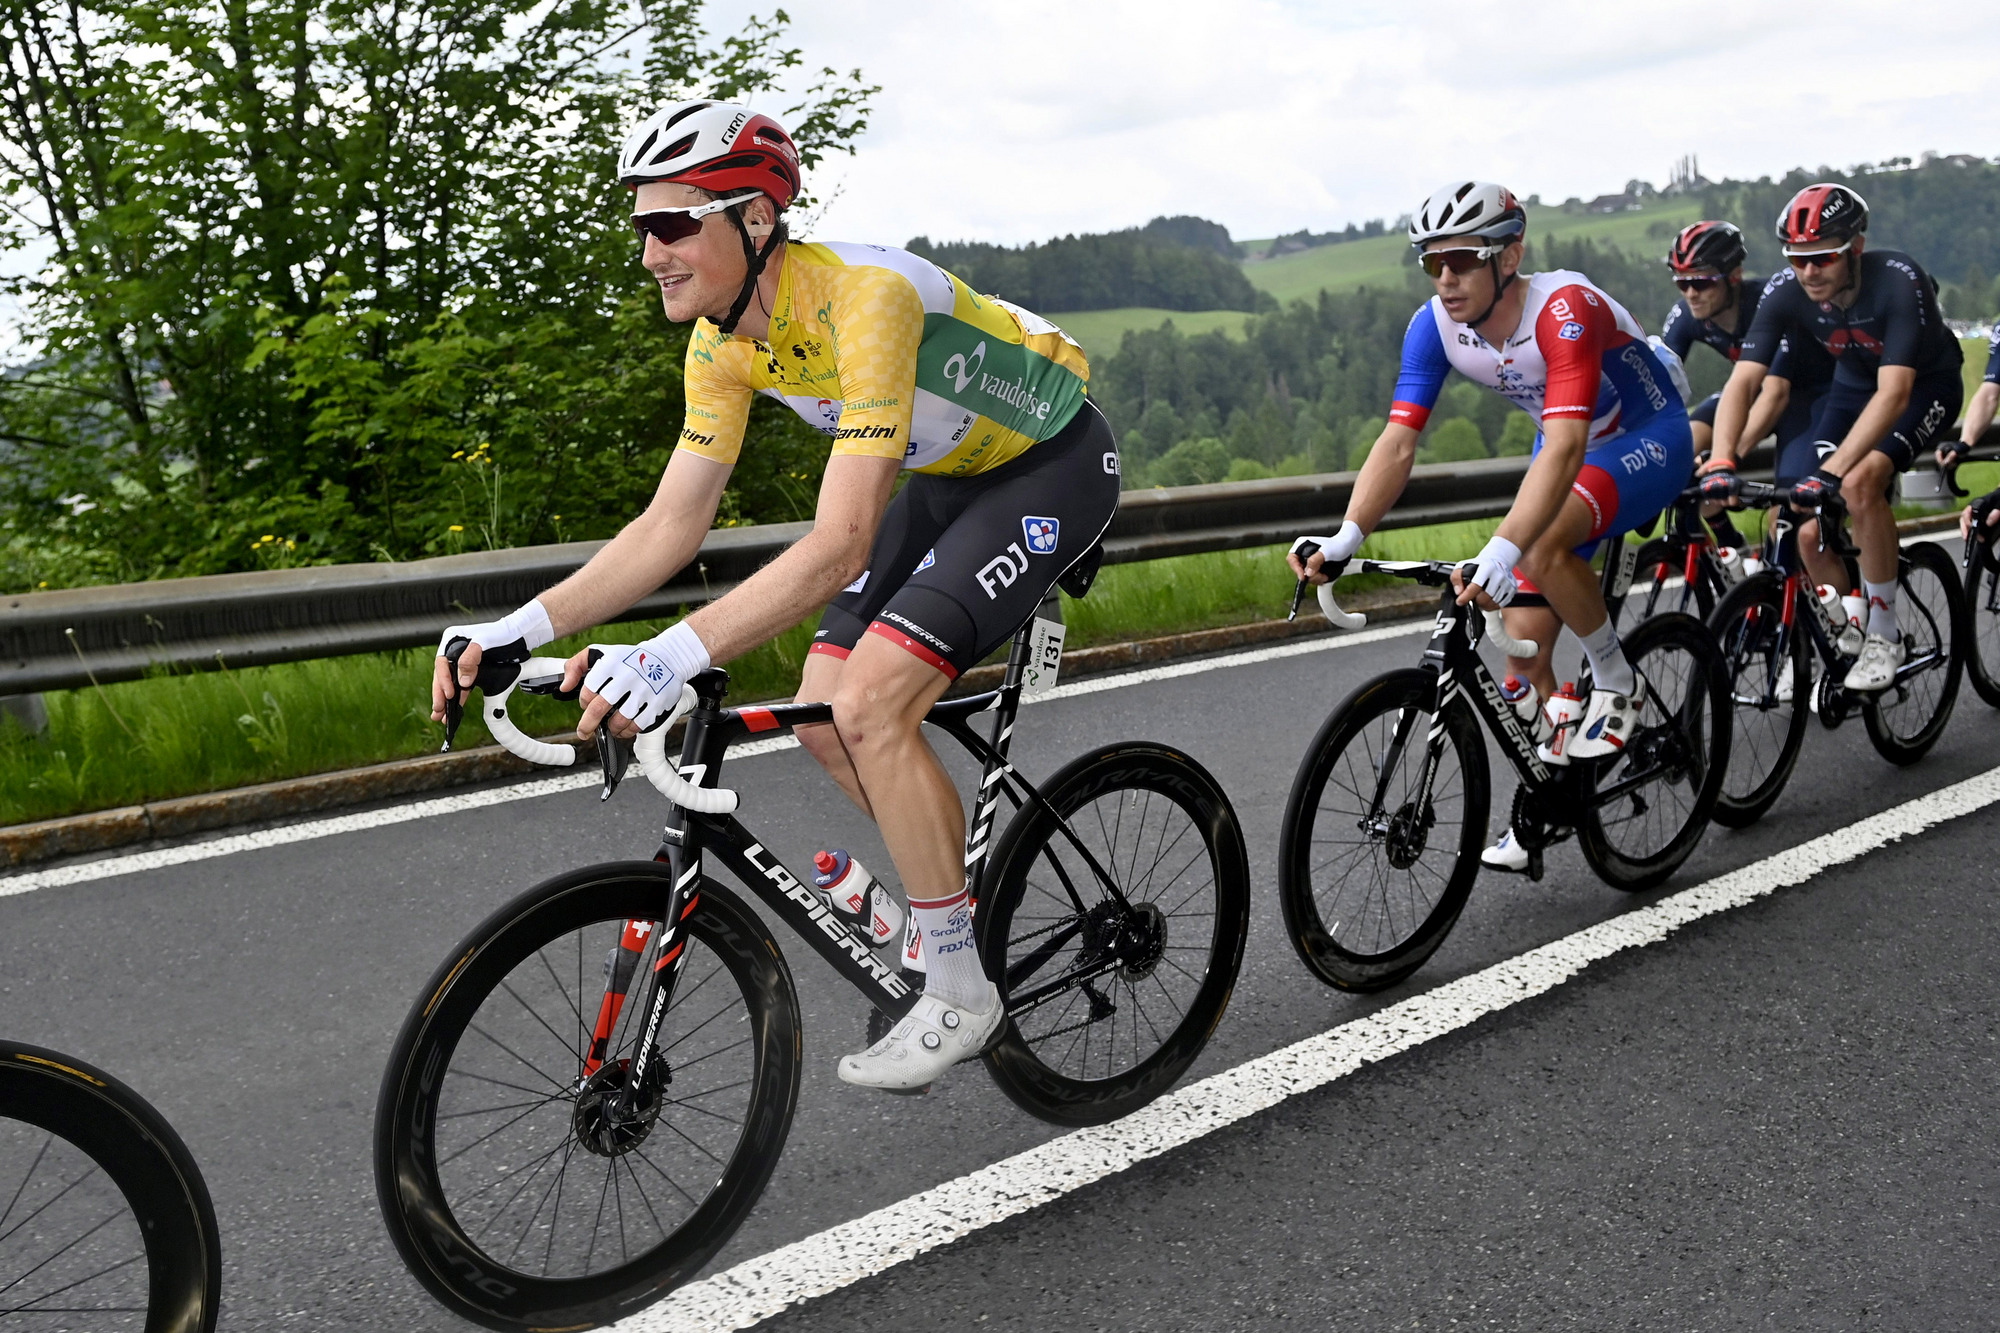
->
<box><xmin>0</xmin><ymin>692</ymin><xmax>47</xmax><ymax>736</ymax></box>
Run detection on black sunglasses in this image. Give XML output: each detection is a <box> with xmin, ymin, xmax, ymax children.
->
<box><xmin>630</xmin><ymin>191</ymin><xmax>761</xmax><ymax>246</ymax></box>
<box><xmin>1673</xmin><ymin>275</ymin><xmax>1727</xmax><ymax>292</ymax></box>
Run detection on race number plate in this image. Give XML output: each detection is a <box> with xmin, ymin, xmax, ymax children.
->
<box><xmin>1023</xmin><ymin>617</ymin><xmax>1066</xmax><ymax>694</ymax></box>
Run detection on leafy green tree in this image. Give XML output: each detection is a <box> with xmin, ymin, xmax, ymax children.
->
<box><xmin>1145</xmin><ymin>436</ymin><xmax>1231</xmax><ymax>487</ymax></box>
<box><xmin>1496</xmin><ymin>412</ymin><xmax>1538</xmax><ymax>456</ymax></box>
<box><xmin>0</xmin><ymin>0</ymin><xmax>872</xmax><ymax>588</ymax></box>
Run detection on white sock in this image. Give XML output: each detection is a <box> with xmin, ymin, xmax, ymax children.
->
<box><xmin>906</xmin><ymin>888</ymin><xmax>992</xmax><ymax>1011</ymax></box>
<box><xmin>1864</xmin><ymin>579</ymin><xmax>1899</xmax><ymax>642</ymax></box>
<box><xmin>1577</xmin><ymin>619</ymin><xmax>1636</xmax><ymax>695</ymax></box>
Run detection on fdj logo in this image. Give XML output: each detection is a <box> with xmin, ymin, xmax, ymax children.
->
<box><xmin>1557</xmin><ymin>320</ymin><xmax>1585</xmax><ymax>342</ymax></box>
<box><xmin>976</xmin><ymin>543</ymin><xmax>1030</xmax><ymax>600</ymax></box>
<box><xmin>943</xmin><ymin>341</ymin><xmax>987</xmax><ymax>392</ymax></box>
<box><xmin>1643</xmin><ymin>438</ymin><xmax>1666</xmax><ymax>465</ymax></box>
<box><xmin>1021</xmin><ymin>516</ymin><xmax>1059</xmax><ymax>556</ymax></box>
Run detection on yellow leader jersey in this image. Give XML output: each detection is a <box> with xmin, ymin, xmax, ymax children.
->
<box><xmin>677</xmin><ymin>241</ymin><xmax>1092</xmax><ymax>478</ymax></box>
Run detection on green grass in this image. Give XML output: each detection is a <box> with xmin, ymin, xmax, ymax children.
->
<box><xmin>1964</xmin><ymin>337</ymin><xmax>1992</xmax><ymax>408</ymax></box>
<box><xmin>1050</xmin><ymin>307</ymin><xmax>1255</xmax><ymax>356</ymax></box>
<box><xmin>1</xmin><ymin>521</ymin><xmax>1522</xmax><ymax>826</ymax></box>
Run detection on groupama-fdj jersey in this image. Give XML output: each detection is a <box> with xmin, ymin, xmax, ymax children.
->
<box><xmin>1390</xmin><ymin>270</ymin><xmax>1693</xmax><ymax>551</ymax></box>
<box><xmin>677</xmin><ymin>241</ymin><xmax>1091</xmax><ymax>477</ymax></box>
<box><xmin>1740</xmin><ymin>249</ymin><xmax>1965</xmax><ymax>475</ymax></box>
<box><xmin>1661</xmin><ymin>273</ymin><xmax>1832</xmax><ymax>437</ymax></box>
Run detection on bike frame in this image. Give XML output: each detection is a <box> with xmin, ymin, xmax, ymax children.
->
<box><xmin>579</xmin><ymin>615</ymin><xmax>1141</xmax><ymax>1112</ymax></box>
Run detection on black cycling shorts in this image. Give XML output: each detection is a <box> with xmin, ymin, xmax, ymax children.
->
<box><xmin>1774</xmin><ymin>368</ymin><xmax>1964</xmax><ymax>485</ymax></box>
<box><xmin>812</xmin><ymin>400</ymin><xmax>1121</xmax><ymax>678</ymax></box>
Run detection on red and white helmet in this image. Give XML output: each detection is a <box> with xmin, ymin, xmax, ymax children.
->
<box><xmin>1776</xmin><ymin>183</ymin><xmax>1868</xmax><ymax>252</ymax></box>
<box><xmin>1408</xmin><ymin>181</ymin><xmax>1527</xmax><ymax>248</ymax></box>
<box><xmin>617</xmin><ymin>101</ymin><xmax>802</xmax><ymax>210</ymax></box>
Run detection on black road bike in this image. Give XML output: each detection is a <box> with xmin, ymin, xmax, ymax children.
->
<box><xmin>1706</xmin><ymin>482</ymin><xmax>1963</xmax><ymax>827</ymax></box>
<box><xmin>1277</xmin><ymin>563</ymin><xmax>1730</xmax><ymax>993</ymax></box>
<box><xmin>0</xmin><ymin>1041</ymin><xmax>222</xmax><ymax>1331</ymax></box>
<box><xmin>375</xmin><ymin>583</ymin><xmax>1250</xmax><ymax>1331</ymax></box>
<box><xmin>1958</xmin><ymin>484</ymin><xmax>2000</xmax><ymax>709</ymax></box>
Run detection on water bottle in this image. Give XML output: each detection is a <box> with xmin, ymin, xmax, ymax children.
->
<box><xmin>1742</xmin><ymin>551</ymin><xmax>1766</xmax><ymax>578</ymax></box>
<box><xmin>812</xmin><ymin>849</ymin><xmax>904</xmax><ymax>948</ymax></box>
<box><xmin>1841</xmin><ymin>592</ymin><xmax>1868</xmax><ymax>638</ymax></box>
<box><xmin>1537</xmin><ymin>682</ymin><xmax>1584</xmax><ymax>766</ymax></box>
<box><xmin>1500</xmin><ymin>675</ymin><xmax>1552</xmax><ymax>745</ymax></box>
<box><xmin>1816</xmin><ymin>585</ymin><xmax>1864</xmax><ymax>655</ymax></box>
<box><xmin>1717</xmin><ymin>547</ymin><xmax>1746</xmax><ymax>584</ymax></box>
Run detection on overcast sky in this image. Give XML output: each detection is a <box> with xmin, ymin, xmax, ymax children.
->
<box><xmin>700</xmin><ymin>0</ymin><xmax>2000</xmax><ymax>246</ymax></box>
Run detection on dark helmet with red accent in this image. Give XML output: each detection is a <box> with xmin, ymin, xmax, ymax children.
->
<box><xmin>1775</xmin><ymin>183</ymin><xmax>1869</xmax><ymax>251</ymax></box>
<box><xmin>1666</xmin><ymin>220</ymin><xmax>1746</xmax><ymax>275</ymax></box>
<box><xmin>617</xmin><ymin>100</ymin><xmax>802</xmax><ymax>211</ymax></box>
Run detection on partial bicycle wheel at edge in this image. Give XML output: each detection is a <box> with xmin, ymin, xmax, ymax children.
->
<box><xmin>375</xmin><ymin>864</ymin><xmax>800</xmax><ymax>1332</ymax></box>
<box><xmin>1862</xmin><ymin>540</ymin><xmax>1963</xmax><ymax>765</ymax></box>
<box><xmin>1963</xmin><ymin>549</ymin><xmax>2000</xmax><ymax>708</ymax></box>
<box><xmin>0</xmin><ymin>1041</ymin><xmax>222</xmax><ymax>1333</ymax></box>
<box><xmin>977</xmin><ymin>741</ymin><xmax>1249</xmax><ymax>1127</ymax></box>
<box><xmin>1279</xmin><ymin>668</ymin><xmax>1489</xmax><ymax>993</ymax></box>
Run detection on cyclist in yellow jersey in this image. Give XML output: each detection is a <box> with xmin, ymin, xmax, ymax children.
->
<box><xmin>428</xmin><ymin>101</ymin><xmax>1120</xmax><ymax>1092</ymax></box>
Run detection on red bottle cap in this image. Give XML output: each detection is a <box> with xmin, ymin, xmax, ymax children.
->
<box><xmin>1503</xmin><ymin>675</ymin><xmax>1521</xmax><ymax>690</ymax></box>
<box><xmin>813</xmin><ymin>850</ymin><xmax>838</xmax><ymax>874</ymax></box>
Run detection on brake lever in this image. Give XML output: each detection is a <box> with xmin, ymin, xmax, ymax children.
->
<box><xmin>440</xmin><ymin>637</ymin><xmax>471</xmax><ymax>752</ymax></box>
<box><xmin>1943</xmin><ymin>457</ymin><xmax>1969</xmax><ymax>499</ymax></box>
<box><xmin>1287</xmin><ymin>539</ymin><xmax>1321</xmax><ymax>622</ymax></box>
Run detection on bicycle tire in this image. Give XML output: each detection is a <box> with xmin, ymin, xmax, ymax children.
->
<box><xmin>1861</xmin><ymin>541</ymin><xmax>1963</xmax><ymax>765</ymax></box>
<box><xmin>1578</xmin><ymin>612</ymin><xmax>1730</xmax><ymax>890</ymax></box>
<box><xmin>0</xmin><ymin>1041</ymin><xmax>221</xmax><ymax>1333</ymax></box>
<box><xmin>977</xmin><ymin>742</ymin><xmax>1249</xmax><ymax>1127</ymax></box>
<box><xmin>1278</xmin><ymin>668</ymin><xmax>1489</xmax><ymax>993</ymax></box>
<box><xmin>1618</xmin><ymin>538</ymin><xmax>1715</xmax><ymax>630</ymax></box>
<box><xmin>1706</xmin><ymin>572</ymin><xmax>1811</xmax><ymax>828</ymax></box>
<box><xmin>375</xmin><ymin>865</ymin><xmax>800</xmax><ymax>1332</ymax></box>
<box><xmin>1965</xmin><ymin>551</ymin><xmax>2000</xmax><ymax>708</ymax></box>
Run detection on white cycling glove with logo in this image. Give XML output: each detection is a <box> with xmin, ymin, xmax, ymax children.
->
<box><xmin>1463</xmin><ymin>535</ymin><xmax>1523</xmax><ymax>607</ymax></box>
<box><xmin>583</xmin><ymin>620</ymin><xmax>712</xmax><ymax>730</ymax></box>
<box><xmin>1291</xmin><ymin>521</ymin><xmax>1365</xmax><ymax>574</ymax></box>
<box><xmin>437</xmin><ymin>599</ymin><xmax>555</xmax><ymax>665</ymax></box>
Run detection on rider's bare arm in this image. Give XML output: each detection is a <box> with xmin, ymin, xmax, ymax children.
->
<box><xmin>539</xmin><ymin>449</ymin><xmax>733</xmax><ymax>636</ymax></box>
<box><xmin>684</xmin><ymin>453</ymin><xmax>898</xmax><ymax>664</ymax></box>
<box><xmin>1288</xmin><ymin>421</ymin><xmax>1420</xmax><ymax>583</ymax></box>
<box><xmin>1709</xmin><ymin>358</ymin><xmax>1770</xmax><ymax>465</ymax></box>
<box><xmin>1961</xmin><ymin>381</ymin><xmax>1999</xmax><ymax>449</ymax></box>
<box><xmin>1740</xmin><ymin>373</ymin><xmax>1792</xmax><ymax>449</ymax></box>
<box><xmin>1494</xmin><ymin>415</ymin><xmax>1589</xmax><ymax>551</ymax></box>
<box><xmin>1824</xmin><ymin>364</ymin><xmax>1915</xmax><ymax>476</ymax></box>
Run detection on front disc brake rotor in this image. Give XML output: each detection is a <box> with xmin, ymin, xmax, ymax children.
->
<box><xmin>572</xmin><ymin>1053</ymin><xmax>670</xmax><ymax>1158</ymax></box>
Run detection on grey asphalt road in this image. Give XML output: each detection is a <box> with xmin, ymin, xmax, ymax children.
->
<box><xmin>2</xmin><ymin>556</ymin><xmax>1996</xmax><ymax>1330</ymax></box>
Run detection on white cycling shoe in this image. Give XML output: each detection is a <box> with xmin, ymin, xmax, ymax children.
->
<box><xmin>1843</xmin><ymin>633</ymin><xmax>1905</xmax><ymax>692</ymax></box>
<box><xmin>1480</xmin><ymin>827</ymin><xmax>1531</xmax><ymax>873</ymax></box>
<box><xmin>1567</xmin><ymin>674</ymin><xmax>1648</xmax><ymax>760</ymax></box>
<box><xmin>838</xmin><ymin>987</ymin><xmax>1004</xmax><ymax>1093</ymax></box>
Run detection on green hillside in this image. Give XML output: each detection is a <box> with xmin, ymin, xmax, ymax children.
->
<box><xmin>1053</xmin><ymin>196</ymin><xmax>1709</xmax><ymax>350</ymax></box>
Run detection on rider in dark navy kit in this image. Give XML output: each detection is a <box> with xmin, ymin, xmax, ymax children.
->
<box><xmin>1704</xmin><ymin>183</ymin><xmax>1963</xmax><ymax>694</ymax></box>
<box><xmin>1663</xmin><ymin>220</ymin><xmax>1834</xmax><ymax>560</ymax></box>
<box><xmin>1955</xmin><ymin>328</ymin><xmax>2000</xmax><ymax>547</ymax></box>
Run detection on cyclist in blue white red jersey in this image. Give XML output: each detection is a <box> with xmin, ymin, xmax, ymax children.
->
<box><xmin>1288</xmin><ymin>181</ymin><xmax>1693</xmax><ymax>872</ymax></box>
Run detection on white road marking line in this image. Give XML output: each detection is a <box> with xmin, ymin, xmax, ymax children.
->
<box><xmin>619</xmin><ymin>764</ymin><xmax>2000</xmax><ymax>1333</ymax></box>
<box><xmin>0</xmin><ymin>621</ymin><xmax>1428</xmax><ymax>897</ymax></box>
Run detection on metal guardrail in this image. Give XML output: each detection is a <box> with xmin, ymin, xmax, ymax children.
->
<box><xmin>1</xmin><ymin>431</ymin><xmax>1990</xmax><ymax>696</ymax></box>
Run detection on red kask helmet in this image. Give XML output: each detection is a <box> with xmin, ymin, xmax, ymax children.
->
<box><xmin>1666</xmin><ymin>220</ymin><xmax>1747</xmax><ymax>274</ymax></box>
<box><xmin>1776</xmin><ymin>183</ymin><xmax>1869</xmax><ymax>251</ymax></box>
<box><xmin>618</xmin><ymin>101</ymin><xmax>802</xmax><ymax>211</ymax></box>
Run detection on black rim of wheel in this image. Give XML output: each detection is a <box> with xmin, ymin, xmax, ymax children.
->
<box><xmin>1969</xmin><ymin>556</ymin><xmax>2000</xmax><ymax>705</ymax></box>
<box><xmin>1711</xmin><ymin>577</ymin><xmax>1807</xmax><ymax>818</ymax></box>
<box><xmin>0</xmin><ymin>1045</ymin><xmax>220</xmax><ymax>1333</ymax></box>
<box><xmin>1863</xmin><ymin>544</ymin><xmax>1961</xmax><ymax>754</ymax></box>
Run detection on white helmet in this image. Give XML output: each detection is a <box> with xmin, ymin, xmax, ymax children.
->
<box><xmin>616</xmin><ymin>100</ymin><xmax>801</xmax><ymax>209</ymax></box>
<box><xmin>1408</xmin><ymin>181</ymin><xmax>1527</xmax><ymax>249</ymax></box>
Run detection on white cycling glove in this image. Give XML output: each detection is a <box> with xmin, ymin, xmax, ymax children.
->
<box><xmin>1464</xmin><ymin>536</ymin><xmax>1523</xmax><ymax>607</ymax></box>
<box><xmin>1291</xmin><ymin>521</ymin><xmax>1365</xmax><ymax>572</ymax></box>
<box><xmin>437</xmin><ymin>599</ymin><xmax>555</xmax><ymax>664</ymax></box>
<box><xmin>583</xmin><ymin>620</ymin><xmax>711</xmax><ymax>730</ymax></box>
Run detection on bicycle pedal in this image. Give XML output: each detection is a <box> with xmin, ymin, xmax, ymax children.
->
<box><xmin>876</xmin><ymin>1082</ymin><xmax>932</xmax><ymax>1098</ymax></box>
<box><xmin>1526</xmin><ymin>848</ymin><xmax>1544</xmax><ymax>882</ymax></box>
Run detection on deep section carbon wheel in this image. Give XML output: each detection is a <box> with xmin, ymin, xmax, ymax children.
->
<box><xmin>1964</xmin><ymin>543</ymin><xmax>2000</xmax><ymax>709</ymax></box>
<box><xmin>977</xmin><ymin>742</ymin><xmax>1249</xmax><ymax>1127</ymax></box>
<box><xmin>1578</xmin><ymin>611</ymin><xmax>1730</xmax><ymax>890</ymax></box>
<box><xmin>375</xmin><ymin>865</ymin><xmax>800</xmax><ymax>1331</ymax></box>
<box><xmin>1861</xmin><ymin>541</ymin><xmax>1962</xmax><ymax>765</ymax></box>
<box><xmin>0</xmin><ymin>1042</ymin><xmax>221</xmax><ymax>1333</ymax></box>
<box><xmin>1279</xmin><ymin>668</ymin><xmax>1490</xmax><ymax>993</ymax></box>
<box><xmin>1707</xmin><ymin>572</ymin><xmax>1810</xmax><ymax>827</ymax></box>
